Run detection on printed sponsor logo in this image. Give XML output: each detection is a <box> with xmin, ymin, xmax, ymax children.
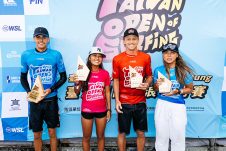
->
<box><xmin>2</xmin><ymin>117</ymin><xmax>28</xmax><ymax>140</ymax></box>
<box><xmin>24</xmin><ymin>0</ymin><xmax>49</xmax><ymax>15</ymax></box>
<box><xmin>6</xmin><ymin>127</ymin><xmax>24</xmax><ymax>133</ymax></box>
<box><xmin>64</xmin><ymin>106</ymin><xmax>81</xmax><ymax>113</ymax></box>
<box><xmin>30</xmin><ymin>65</ymin><xmax>52</xmax><ymax>84</ymax></box>
<box><xmin>29</xmin><ymin>0</ymin><xmax>43</xmax><ymax>4</ymax></box>
<box><xmin>10</xmin><ymin>99</ymin><xmax>21</xmax><ymax>111</ymax></box>
<box><xmin>6</xmin><ymin>75</ymin><xmax>20</xmax><ymax>84</ymax></box>
<box><xmin>0</xmin><ymin>16</ymin><xmax>25</xmax><ymax>41</ymax></box>
<box><xmin>36</xmin><ymin>58</ymin><xmax>44</xmax><ymax>60</ymax></box>
<box><xmin>6</xmin><ymin>75</ymin><xmax>10</xmax><ymax>83</ymax></box>
<box><xmin>6</xmin><ymin>51</ymin><xmax>21</xmax><ymax>58</ymax></box>
<box><xmin>2</xmin><ymin>25</ymin><xmax>22</xmax><ymax>32</ymax></box>
<box><xmin>1</xmin><ymin>92</ymin><xmax>28</xmax><ymax>118</ymax></box>
<box><xmin>3</xmin><ymin>0</ymin><xmax>17</xmax><ymax>6</ymax></box>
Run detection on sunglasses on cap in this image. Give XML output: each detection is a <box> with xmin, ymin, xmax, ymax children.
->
<box><xmin>162</xmin><ymin>43</ymin><xmax>179</xmax><ymax>52</ymax></box>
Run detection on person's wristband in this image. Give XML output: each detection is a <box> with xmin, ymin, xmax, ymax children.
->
<box><xmin>107</xmin><ymin>109</ymin><xmax>111</xmax><ymax>113</ymax></box>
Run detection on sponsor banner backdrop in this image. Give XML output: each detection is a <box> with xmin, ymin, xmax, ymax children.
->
<box><xmin>0</xmin><ymin>119</ymin><xmax>3</xmax><ymax>140</ymax></box>
<box><xmin>0</xmin><ymin>46</ymin><xmax>2</xmax><ymax>67</ymax></box>
<box><xmin>2</xmin><ymin>67</ymin><xmax>25</xmax><ymax>92</ymax></box>
<box><xmin>0</xmin><ymin>42</ymin><xmax>24</xmax><ymax>67</ymax></box>
<box><xmin>24</xmin><ymin>0</ymin><xmax>49</xmax><ymax>15</ymax></box>
<box><xmin>0</xmin><ymin>93</ymin><xmax>2</xmax><ymax>118</ymax></box>
<box><xmin>1</xmin><ymin>92</ymin><xmax>28</xmax><ymax>118</ymax></box>
<box><xmin>222</xmin><ymin>52</ymin><xmax>226</xmax><ymax>115</ymax></box>
<box><xmin>0</xmin><ymin>0</ymin><xmax>24</xmax><ymax>15</ymax></box>
<box><xmin>0</xmin><ymin>0</ymin><xmax>226</xmax><ymax>141</ymax></box>
<box><xmin>0</xmin><ymin>15</ymin><xmax>25</xmax><ymax>41</ymax></box>
<box><xmin>2</xmin><ymin>117</ymin><xmax>28</xmax><ymax>141</ymax></box>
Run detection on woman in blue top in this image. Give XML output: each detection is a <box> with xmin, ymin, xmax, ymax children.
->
<box><xmin>153</xmin><ymin>43</ymin><xmax>194</xmax><ymax>151</ymax></box>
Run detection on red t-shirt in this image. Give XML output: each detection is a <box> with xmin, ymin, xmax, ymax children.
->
<box><xmin>112</xmin><ymin>51</ymin><xmax>152</xmax><ymax>104</ymax></box>
<box><xmin>81</xmin><ymin>69</ymin><xmax>111</xmax><ymax>113</ymax></box>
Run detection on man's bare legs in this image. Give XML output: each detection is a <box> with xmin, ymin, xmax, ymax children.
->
<box><xmin>48</xmin><ymin>128</ymin><xmax>57</xmax><ymax>151</ymax></box>
<box><xmin>118</xmin><ymin>133</ymin><xmax>126</xmax><ymax>151</ymax></box>
<box><xmin>136</xmin><ymin>130</ymin><xmax>145</xmax><ymax>151</ymax></box>
<box><xmin>33</xmin><ymin>131</ymin><xmax>42</xmax><ymax>151</ymax></box>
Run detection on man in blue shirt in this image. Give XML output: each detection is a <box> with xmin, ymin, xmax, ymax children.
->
<box><xmin>20</xmin><ymin>27</ymin><xmax>67</xmax><ymax>151</ymax></box>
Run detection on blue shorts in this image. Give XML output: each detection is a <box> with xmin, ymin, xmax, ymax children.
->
<box><xmin>118</xmin><ymin>102</ymin><xmax>147</xmax><ymax>135</ymax></box>
<box><xmin>29</xmin><ymin>96</ymin><xmax>59</xmax><ymax>132</ymax></box>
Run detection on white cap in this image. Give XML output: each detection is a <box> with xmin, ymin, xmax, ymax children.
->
<box><xmin>89</xmin><ymin>47</ymin><xmax>106</xmax><ymax>58</ymax></box>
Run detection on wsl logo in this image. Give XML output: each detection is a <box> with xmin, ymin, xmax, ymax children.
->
<box><xmin>2</xmin><ymin>25</ymin><xmax>22</xmax><ymax>32</ymax></box>
<box><xmin>6</xmin><ymin>127</ymin><xmax>24</xmax><ymax>133</ymax></box>
<box><xmin>3</xmin><ymin>0</ymin><xmax>17</xmax><ymax>6</ymax></box>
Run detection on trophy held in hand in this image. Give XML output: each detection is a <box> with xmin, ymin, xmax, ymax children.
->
<box><xmin>158</xmin><ymin>71</ymin><xmax>172</xmax><ymax>93</ymax></box>
<box><xmin>28</xmin><ymin>75</ymin><xmax>44</xmax><ymax>103</ymax></box>
<box><xmin>76</xmin><ymin>55</ymin><xmax>90</xmax><ymax>81</ymax></box>
<box><xmin>72</xmin><ymin>56</ymin><xmax>90</xmax><ymax>96</ymax></box>
<box><xmin>129</xmin><ymin>66</ymin><xmax>143</xmax><ymax>88</ymax></box>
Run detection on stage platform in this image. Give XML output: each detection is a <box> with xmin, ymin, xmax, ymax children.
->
<box><xmin>0</xmin><ymin>138</ymin><xmax>226</xmax><ymax>150</ymax></box>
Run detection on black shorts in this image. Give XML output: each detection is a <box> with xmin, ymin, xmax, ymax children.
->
<box><xmin>81</xmin><ymin>111</ymin><xmax>107</xmax><ymax>119</ymax></box>
<box><xmin>29</xmin><ymin>96</ymin><xmax>59</xmax><ymax>132</ymax></box>
<box><xmin>118</xmin><ymin>102</ymin><xmax>147</xmax><ymax>135</ymax></box>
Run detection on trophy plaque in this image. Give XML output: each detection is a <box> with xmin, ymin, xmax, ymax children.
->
<box><xmin>158</xmin><ymin>71</ymin><xmax>172</xmax><ymax>93</ymax></box>
<box><xmin>76</xmin><ymin>55</ymin><xmax>90</xmax><ymax>81</ymax></box>
<box><xmin>129</xmin><ymin>66</ymin><xmax>143</xmax><ymax>88</ymax></box>
<box><xmin>27</xmin><ymin>75</ymin><xmax>45</xmax><ymax>103</ymax></box>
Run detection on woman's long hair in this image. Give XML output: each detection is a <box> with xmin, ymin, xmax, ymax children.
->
<box><xmin>81</xmin><ymin>55</ymin><xmax>104</xmax><ymax>92</ymax></box>
<box><xmin>164</xmin><ymin>53</ymin><xmax>194</xmax><ymax>85</ymax></box>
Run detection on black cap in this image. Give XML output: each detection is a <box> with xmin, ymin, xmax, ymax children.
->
<box><xmin>162</xmin><ymin>43</ymin><xmax>179</xmax><ymax>53</ymax></box>
<box><xmin>123</xmin><ymin>28</ymin><xmax>139</xmax><ymax>38</ymax></box>
<box><xmin>33</xmin><ymin>27</ymin><xmax>49</xmax><ymax>37</ymax></box>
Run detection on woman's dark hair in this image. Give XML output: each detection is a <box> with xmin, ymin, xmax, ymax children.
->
<box><xmin>164</xmin><ymin>53</ymin><xmax>194</xmax><ymax>85</ymax></box>
<box><xmin>81</xmin><ymin>55</ymin><xmax>104</xmax><ymax>92</ymax></box>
